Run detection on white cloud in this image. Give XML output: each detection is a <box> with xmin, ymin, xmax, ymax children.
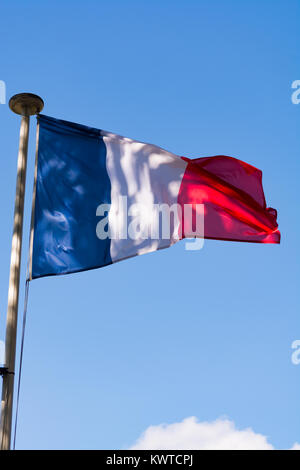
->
<box><xmin>129</xmin><ymin>416</ymin><xmax>299</xmax><ymax>451</ymax></box>
<box><xmin>291</xmin><ymin>442</ymin><xmax>300</xmax><ymax>450</ymax></box>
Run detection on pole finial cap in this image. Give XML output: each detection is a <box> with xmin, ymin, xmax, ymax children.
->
<box><xmin>9</xmin><ymin>93</ymin><xmax>44</xmax><ymax>116</ymax></box>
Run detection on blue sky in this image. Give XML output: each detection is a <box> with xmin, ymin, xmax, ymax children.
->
<box><xmin>0</xmin><ymin>0</ymin><xmax>299</xmax><ymax>450</ymax></box>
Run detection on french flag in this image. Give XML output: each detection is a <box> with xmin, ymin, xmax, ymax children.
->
<box><xmin>30</xmin><ymin>115</ymin><xmax>280</xmax><ymax>280</ymax></box>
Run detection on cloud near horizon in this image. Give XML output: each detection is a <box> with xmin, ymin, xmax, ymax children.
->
<box><xmin>129</xmin><ymin>416</ymin><xmax>299</xmax><ymax>451</ymax></box>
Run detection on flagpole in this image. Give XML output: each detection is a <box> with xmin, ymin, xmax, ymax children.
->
<box><xmin>0</xmin><ymin>93</ymin><xmax>44</xmax><ymax>450</ymax></box>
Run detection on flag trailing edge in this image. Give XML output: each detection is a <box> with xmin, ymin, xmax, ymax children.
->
<box><xmin>29</xmin><ymin>114</ymin><xmax>280</xmax><ymax>280</ymax></box>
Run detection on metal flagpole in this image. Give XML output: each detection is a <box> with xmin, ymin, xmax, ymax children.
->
<box><xmin>0</xmin><ymin>93</ymin><xmax>44</xmax><ymax>450</ymax></box>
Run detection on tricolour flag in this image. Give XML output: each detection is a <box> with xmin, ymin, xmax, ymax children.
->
<box><xmin>29</xmin><ymin>114</ymin><xmax>280</xmax><ymax>280</ymax></box>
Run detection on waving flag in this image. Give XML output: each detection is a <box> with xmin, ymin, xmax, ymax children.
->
<box><xmin>29</xmin><ymin>114</ymin><xmax>280</xmax><ymax>280</ymax></box>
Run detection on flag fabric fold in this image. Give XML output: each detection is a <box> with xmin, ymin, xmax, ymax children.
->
<box><xmin>30</xmin><ymin>114</ymin><xmax>280</xmax><ymax>280</ymax></box>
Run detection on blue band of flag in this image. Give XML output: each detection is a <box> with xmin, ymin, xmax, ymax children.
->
<box><xmin>31</xmin><ymin>114</ymin><xmax>112</xmax><ymax>279</ymax></box>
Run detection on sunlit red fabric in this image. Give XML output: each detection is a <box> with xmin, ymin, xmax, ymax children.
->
<box><xmin>178</xmin><ymin>155</ymin><xmax>280</xmax><ymax>244</ymax></box>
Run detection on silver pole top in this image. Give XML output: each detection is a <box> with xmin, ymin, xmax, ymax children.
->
<box><xmin>9</xmin><ymin>93</ymin><xmax>44</xmax><ymax>116</ymax></box>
